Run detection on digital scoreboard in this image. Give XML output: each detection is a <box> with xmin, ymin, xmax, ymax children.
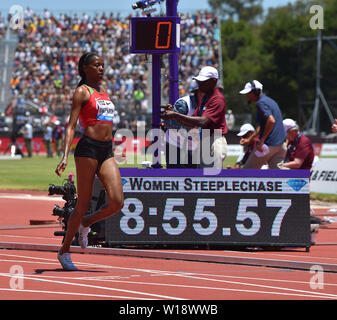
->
<box><xmin>105</xmin><ymin>169</ymin><xmax>311</xmax><ymax>249</ymax></box>
<box><xmin>129</xmin><ymin>17</ymin><xmax>180</xmax><ymax>54</ymax></box>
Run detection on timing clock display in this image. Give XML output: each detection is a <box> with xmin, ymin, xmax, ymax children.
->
<box><xmin>105</xmin><ymin>169</ymin><xmax>311</xmax><ymax>248</ymax></box>
<box><xmin>129</xmin><ymin>17</ymin><xmax>181</xmax><ymax>53</ymax></box>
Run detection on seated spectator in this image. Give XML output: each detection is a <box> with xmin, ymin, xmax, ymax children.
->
<box><xmin>280</xmin><ymin>118</ymin><xmax>314</xmax><ymax>170</ymax></box>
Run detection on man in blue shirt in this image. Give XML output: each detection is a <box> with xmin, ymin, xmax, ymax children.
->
<box><xmin>239</xmin><ymin>80</ymin><xmax>286</xmax><ymax>169</ymax></box>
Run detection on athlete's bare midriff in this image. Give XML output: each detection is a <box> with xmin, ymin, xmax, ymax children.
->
<box><xmin>84</xmin><ymin>123</ymin><xmax>113</xmax><ymax>141</ymax></box>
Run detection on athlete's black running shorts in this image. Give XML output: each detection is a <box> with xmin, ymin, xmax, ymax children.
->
<box><xmin>74</xmin><ymin>135</ymin><xmax>113</xmax><ymax>169</ymax></box>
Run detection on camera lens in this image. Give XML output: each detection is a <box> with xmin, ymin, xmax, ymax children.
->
<box><xmin>132</xmin><ymin>1</ymin><xmax>143</xmax><ymax>9</ymax></box>
<box><xmin>52</xmin><ymin>204</ymin><xmax>65</xmax><ymax>217</ymax></box>
<box><xmin>48</xmin><ymin>184</ymin><xmax>66</xmax><ymax>196</ymax></box>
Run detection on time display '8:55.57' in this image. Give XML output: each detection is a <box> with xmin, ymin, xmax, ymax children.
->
<box><xmin>119</xmin><ymin>197</ymin><xmax>292</xmax><ymax>237</ymax></box>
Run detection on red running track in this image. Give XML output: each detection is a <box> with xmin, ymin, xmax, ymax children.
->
<box><xmin>1</xmin><ymin>190</ymin><xmax>337</xmax><ymax>301</ymax></box>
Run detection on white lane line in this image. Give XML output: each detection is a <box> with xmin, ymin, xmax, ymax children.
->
<box><xmin>23</xmin><ymin>273</ymin><xmax>337</xmax><ymax>300</ymax></box>
<box><xmin>1</xmin><ymin>265</ymin><xmax>333</xmax><ymax>300</ymax></box>
<box><xmin>156</xmin><ymin>271</ymin><xmax>337</xmax><ymax>300</ymax></box>
<box><xmin>0</xmin><ymin>259</ymin><xmax>59</xmax><ymax>266</ymax></box>
<box><xmin>0</xmin><ymin>288</ymin><xmax>146</xmax><ymax>299</ymax></box>
<box><xmin>1</xmin><ymin>252</ymin><xmax>336</xmax><ymax>299</ymax></box>
<box><xmin>71</xmin><ymin>260</ymin><xmax>337</xmax><ymax>300</ymax></box>
<box><xmin>15</xmin><ymin>268</ymin><xmax>337</xmax><ymax>290</ymax></box>
<box><xmin>72</xmin><ymin>279</ymin><xmax>337</xmax><ymax>300</ymax></box>
<box><xmin>0</xmin><ymin>235</ymin><xmax>59</xmax><ymax>241</ymax></box>
<box><xmin>0</xmin><ymin>263</ymin><xmax>332</xmax><ymax>300</ymax></box>
<box><xmin>0</xmin><ymin>194</ymin><xmax>62</xmax><ymax>201</ymax></box>
<box><xmin>1</xmin><ymin>270</ymin><xmax>334</xmax><ymax>300</ymax></box>
<box><xmin>0</xmin><ymin>272</ymin><xmax>185</xmax><ymax>300</ymax></box>
<box><xmin>224</xmin><ymin>249</ymin><xmax>337</xmax><ymax>262</ymax></box>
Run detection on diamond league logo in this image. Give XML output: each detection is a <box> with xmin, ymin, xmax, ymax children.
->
<box><xmin>121</xmin><ymin>178</ymin><xmax>128</xmax><ymax>186</ymax></box>
<box><xmin>286</xmin><ymin>179</ymin><xmax>308</xmax><ymax>191</ymax></box>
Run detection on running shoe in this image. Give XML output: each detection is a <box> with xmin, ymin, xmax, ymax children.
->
<box><xmin>78</xmin><ymin>223</ymin><xmax>90</xmax><ymax>249</ymax></box>
<box><xmin>57</xmin><ymin>251</ymin><xmax>78</xmax><ymax>271</ymax></box>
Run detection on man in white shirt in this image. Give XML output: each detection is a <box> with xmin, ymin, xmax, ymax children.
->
<box><xmin>43</xmin><ymin>123</ymin><xmax>53</xmax><ymax>157</ymax></box>
<box><xmin>22</xmin><ymin>120</ymin><xmax>33</xmax><ymax>157</ymax></box>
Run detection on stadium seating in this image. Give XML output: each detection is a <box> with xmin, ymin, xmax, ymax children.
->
<box><xmin>5</xmin><ymin>9</ymin><xmax>219</xmax><ymax>133</ymax></box>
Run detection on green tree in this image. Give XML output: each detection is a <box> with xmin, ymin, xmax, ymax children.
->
<box><xmin>260</xmin><ymin>0</ymin><xmax>337</xmax><ymax>132</ymax></box>
<box><xmin>319</xmin><ymin>0</ymin><xmax>337</xmax><ymax>126</ymax></box>
<box><xmin>220</xmin><ymin>19</ymin><xmax>266</xmax><ymax>119</ymax></box>
<box><xmin>208</xmin><ymin>0</ymin><xmax>263</xmax><ymax>23</ymax></box>
<box><xmin>214</xmin><ymin>0</ymin><xmax>337</xmax><ymax>132</ymax></box>
<box><xmin>259</xmin><ymin>1</ymin><xmax>316</xmax><ymax>123</ymax></box>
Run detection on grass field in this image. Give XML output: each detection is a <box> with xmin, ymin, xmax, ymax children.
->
<box><xmin>0</xmin><ymin>154</ymin><xmax>238</xmax><ymax>191</ymax></box>
<box><xmin>0</xmin><ymin>155</ymin><xmax>77</xmax><ymax>191</ymax></box>
<box><xmin>0</xmin><ymin>154</ymin><xmax>336</xmax><ymax>202</ymax></box>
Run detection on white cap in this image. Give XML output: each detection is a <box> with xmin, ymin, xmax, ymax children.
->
<box><xmin>237</xmin><ymin>123</ymin><xmax>255</xmax><ymax>136</ymax></box>
<box><xmin>193</xmin><ymin>66</ymin><xmax>218</xmax><ymax>82</ymax></box>
<box><xmin>283</xmin><ymin>118</ymin><xmax>298</xmax><ymax>132</ymax></box>
<box><xmin>239</xmin><ymin>80</ymin><xmax>263</xmax><ymax>94</ymax></box>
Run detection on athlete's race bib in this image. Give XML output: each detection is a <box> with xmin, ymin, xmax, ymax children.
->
<box><xmin>96</xmin><ymin>100</ymin><xmax>115</xmax><ymax>122</ymax></box>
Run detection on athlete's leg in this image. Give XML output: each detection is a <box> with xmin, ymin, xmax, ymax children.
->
<box><xmin>59</xmin><ymin>157</ymin><xmax>98</xmax><ymax>254</ymax></box>
<box><xmin>82</xmin><ymin>157</ymin><xmax>124</xmax><ymax>227</ymax></box>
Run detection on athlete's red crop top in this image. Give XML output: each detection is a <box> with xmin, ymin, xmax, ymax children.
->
<box><xmin>79</xmin><ymin>84</ymin><xmax>116</xmax><ymax>128</ymax></box>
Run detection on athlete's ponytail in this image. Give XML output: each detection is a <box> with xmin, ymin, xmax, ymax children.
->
<box><xmin>77</xmin><ymin>52</ymin><xmax>98</xmax><ymax>88</ymax></box>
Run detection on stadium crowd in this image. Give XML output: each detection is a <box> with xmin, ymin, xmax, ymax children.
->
<box><xmin>4</xmin><ymin>8</ymin><xmax>220</xmax><ymax>134</ymax></box>
<box><xmin>0</xmin><ymin>13</ymin><xmax>6</xmax><ymax>40</ymax></box>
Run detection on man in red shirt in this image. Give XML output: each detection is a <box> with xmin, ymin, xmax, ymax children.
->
<box><xmin>281</xmin><ymin>118</ymin><xmax>314</xmax><ymax>170</ymax></box>
<box><xmin>161</xmin><ymin>66</ymin><xmax>227</xmax><ymax>172</ymax></box>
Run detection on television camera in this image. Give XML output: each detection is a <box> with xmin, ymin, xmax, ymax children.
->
<box><xmin>49</xmin><ymin>174</ymin><xmax>107</xmax><ymax>246</ymax></box>
<box><xmin>132</xmin><ymin>0</ymin><xmax>164</xmax><ymax>10</ymax></box>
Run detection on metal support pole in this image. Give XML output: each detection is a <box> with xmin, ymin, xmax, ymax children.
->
<box><xmin>311</xmin><ymin>30</ymin><xmax>322</xmax><ymax>134</ymax></box>
<box><xmin>150</xmin><ymin>0</ymin><xmax>179</xmax><ymax>167</ymax></box>
<box><xmin>152</xmin><ymin>53</ymin><xmax>162</xmax><ymax>166</ymax></box>
<box><xmin>166</xmin><ymin>0</ymin><xmax>179</xmax><ymax>105</ymax></box>
<box><xmin>217</xmin><ymin>10</ymin><xmax>223</xmax><ymax>87</ymax></box>
<box><xmin>302</xmin><ymin>33</ymin><xmax>337</xmax><ymax>134</ymax></box>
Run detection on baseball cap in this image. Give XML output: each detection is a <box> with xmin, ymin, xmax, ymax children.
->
<box><xmin>237</xmin><ymin>123</ymin><xmax>255</xmax><ymax>136</ymax></box>
<box><xmin>283</xmin><ymin>118</ymin><xmax>298</xmax><ymax>132</ymax></box>
<box><xmin>239</xmin><ymin>80</ymin><xmax>263</xmax><ymax>94</ymax></box>
<box><xmin>193</xmin><ymin>66</ymin><xmax>218</xmax><ymax>82</ymax></box>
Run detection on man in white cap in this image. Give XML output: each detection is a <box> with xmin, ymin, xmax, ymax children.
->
<box><xmin>239</xmin><ymin>80</ymin><xmax>286</xmax><ymax>169</ymax></box>
<box><xmin>230</xmin><ymin>123</ymin><xmax>260</xmax><ymax>169</ymax></box>
<box><xmin>161</xmin><ymin>66</ymin><xmax>227</xmax><ymax>171</ymax></box>
<box><xmin>280</xmin><ymin>118</ymin><xmax>314</xmax><ymax>169</ymax></box>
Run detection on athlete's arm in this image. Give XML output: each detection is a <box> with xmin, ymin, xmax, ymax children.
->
<box><xmin>55</xmin><ymin>86</ymin><xmax>89</xmax><ymax>176</ymax></box>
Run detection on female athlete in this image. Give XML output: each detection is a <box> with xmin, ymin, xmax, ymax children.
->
<box><xmin>55</xmin><ymin>52</ymin><xmax>124</xmax><ymax>270</ymax></box>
